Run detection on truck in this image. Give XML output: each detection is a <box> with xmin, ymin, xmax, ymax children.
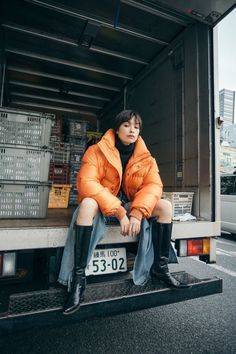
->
<box><xmin>1</xmin><ymin>0</ymin><xmax>234</xmax><ymax>333</ymax></box>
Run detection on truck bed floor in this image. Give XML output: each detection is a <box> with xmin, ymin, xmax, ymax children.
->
<box><xmin>0</xmin><ymin>208</ymin><xmax>76</xmax><ymax>229</ymax></box>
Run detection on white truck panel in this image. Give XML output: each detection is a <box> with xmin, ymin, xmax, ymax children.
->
<box><xmin>0</xmin><ymin>221</ymin><xmax>220</xmax><ymax>251</ymax></box>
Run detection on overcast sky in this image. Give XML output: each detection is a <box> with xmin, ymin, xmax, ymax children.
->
<box><xmin>217</xmin><ymin>8</ymin><xmax>236</xmax><ymax>122</ymax></box>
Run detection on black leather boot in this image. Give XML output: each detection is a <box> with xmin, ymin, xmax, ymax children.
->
<box><xmin>63</xmin><ymin>225</ymin><xmax>92</xmax><ymax>315</ymax></box>
<box><xmin>150</xmin><ymin>221</ymin><xmax>190</xmax><ymax>289</ymax></box>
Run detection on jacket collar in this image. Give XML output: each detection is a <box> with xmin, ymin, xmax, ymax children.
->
<box><xmin>98</xmin><ymin>129</ymin><xmax>150</xmax><ymax>157</ymax></box>
<box><xmin>97</xmin><ymin>129</ymin><xmax>151</xmax><ymax>175</ymax></box>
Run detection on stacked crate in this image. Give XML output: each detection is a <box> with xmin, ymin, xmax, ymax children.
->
<box><xmin>48</xmin><ymin>115</ymin><xmax>72</xmax><ymax>208</ymax></box>
<box><xmin>69</xmin><ymin>142</ymin><xmax>86</xmax><ymax>205</ymax></box>
<box><xmin>162</xmin><ymin>192</ymin><xmax>194</xmax><ymax>216</ymax></box>
<box><xmin>0</xmin><ymin>107</ymin><xmax>54</xmax><ymax>218</ymax></box>
<box><xmin>49</xmin><ymin>142</ymin><xmax>71</xmax><ymax>184</ymax></box>
<box><xmin>68</xmin><ymin>130</ymin><xmax>102</xmax><ymax>205</ymax></box>
<box><xmin>50</xmin><ymin>114</ymin><xmax>63</xmax><ymax>142</ymax></box>
<box><xmin>65</xmin><ymin>119</ymin><xmax>88</xmax><ymax>206</ymax></box>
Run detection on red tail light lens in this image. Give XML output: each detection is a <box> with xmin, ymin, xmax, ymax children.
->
<box><xmin>187</xmin><ymin>239</ymin><xmax>203</xmax><ymax>256</ymax></box>
<box><xmin>176</xmin><ymin>238</ymin><xmax>210</xmax><ymax>257</ymax></box>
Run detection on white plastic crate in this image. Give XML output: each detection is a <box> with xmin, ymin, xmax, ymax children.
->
<box><xmin>162</xmin><ymin>192</ymin><xmax>194</xmax><ymax>216</ymax></box>
<box><xmin>0</xmin><ymin>145</ymin><xmax>51</xmax><ymax>182</ymax></box>
<box><xmin>0</xmin><ymin>181</ymin><xmax>50</xmax><ymax>218</ymax></box>
<box><xmin>0</xmin><ymin>108</ymin><xmax>55</xmax><ymax>147</ymax></box>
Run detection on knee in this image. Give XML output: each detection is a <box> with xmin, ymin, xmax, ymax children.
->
<box><xmin>77</xmin><ymin>198</ymin><xmax>98</xmax><ymax>225</ymax></box>
<box><xmin>153</xmin><ymin>199</ymin><xmax>173</xmax><ymax>219</ymax></box>
<box><xmin>79</xmin><ymin>198</ymin><xmax>99</xmax><ymax>215</ymax></box>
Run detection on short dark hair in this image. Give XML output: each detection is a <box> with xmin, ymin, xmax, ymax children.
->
<box><xmin>113</xmin><ymin>110</ymin><xmax>142</xmax><ymax>133</ymax></box>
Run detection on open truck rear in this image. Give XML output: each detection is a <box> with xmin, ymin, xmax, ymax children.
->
<box><xmin>1</xmin><ymin>0</ymin><xmax>234</xmax><ymax>332</ymax></box>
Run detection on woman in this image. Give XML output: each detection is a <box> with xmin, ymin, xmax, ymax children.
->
<box><xmin>62</xmin><ymin>110</ymin><xmax>189</xmax><ymax>315</ymax></box>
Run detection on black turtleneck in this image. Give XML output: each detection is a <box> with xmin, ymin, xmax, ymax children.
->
<box><xmin>115</xmin><ymin>135</ymin><xmax>135</xmax><ymax>172</ymax></box>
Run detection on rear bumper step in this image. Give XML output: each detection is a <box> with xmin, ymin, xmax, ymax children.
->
<box><xmin>0</xmin><ymin>271</ymin><xmax>222</xmax><ymax>332</ymax></box>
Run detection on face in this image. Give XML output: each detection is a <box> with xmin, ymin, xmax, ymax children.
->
<box><xmin>117</xmin><ymin>116</ymin><xmax>140</xmax><ymax>145</ymax></box>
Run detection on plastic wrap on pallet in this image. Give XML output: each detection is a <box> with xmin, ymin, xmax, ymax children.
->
<box><xmin>0</xmin><ymin>181</ymin><xmax>50</xmax><ymax>218</ymax></box>
<box><xmin>0</xmin><ymin>145</ymin><xmax>51</xmax><ymax>182</ymax></box>
<box><xmin>0</xmin><ymin>107</ymin><xmax>54</xmax><ymax>148</ymax></box>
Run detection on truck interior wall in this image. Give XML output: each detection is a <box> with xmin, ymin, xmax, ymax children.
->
<box><xmin>197</xmin><ymin>24</ymin><xmax>214</xmax><ymax>221</ymax></box>
<box><xmin>99</xmin><ymin>23</ymin><xmax>213</xmax><ymax>221</ymax></box>
<box><xmin>184</xmin><ymin>23</ymin><xmax>213</xmax><ymax>221</ymax></box>
<box><xmin>0</xmin><ymin>28</ymin><xmax>4</xmax><ymax>105</ymax></box>
<box><xmin>99</xmin><ymin>98</ymin><xmax>125</xmax><ymax>131</ymax></box>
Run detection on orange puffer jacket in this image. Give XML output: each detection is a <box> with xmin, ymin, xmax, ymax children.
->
<box><xmin>77</xmin><ymin>129</ymin><xmax>163</xmax><ymax>221</ymax></box>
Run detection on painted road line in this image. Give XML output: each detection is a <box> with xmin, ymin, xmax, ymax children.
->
<box><xmin>217</xmin><ymin>239</ymin><xmax>236</xmax><ymax>247</ymax></box>
<box><xmin>191</xmin><ymin>256</ymin><xmax>236</xmax><ymax>278</ymax></box>
<box><xmin>208</xmin><ymin>263</ymin><xmax>236</xmax><ymax>278</ymax></box>
<box><xmin>216</xmin><ymin>248</ymin><xmax>234</xmax><ymax>257</ymax></box>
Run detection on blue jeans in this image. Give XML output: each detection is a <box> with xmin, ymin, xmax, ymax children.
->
<box><xmin>58</xmin><ymin>205</ymin><xmax>178</xmax><ymax>289</ymax></box>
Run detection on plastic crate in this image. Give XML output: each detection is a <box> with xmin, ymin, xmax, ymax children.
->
<box><xmin>48</xmin><ymin>184</ymin><xmax>72</xmax><ymax>208</ymax></box>
<box><xmin>68</xmin><ymin>120</ymin><xmax>87</xmax><ymax>137</ymax></box>
<box><xmin>50</xmin><ymin>143</ymin><xmax>71</xmax><ymax>164</ymax></box>
<box><xmin>162</xmin><ymin>192</ymin><xmax>194</xmax><ymax>216</ymax></box>
<box><xmin>0</xmin><ymin>107</ymin><xmax>54</xmax><ymax>147</ymax></box>
<box><xmin>69</xmin><ymin>168</ymin><xmax>78</xmax><ymax>187</ymax></box>
<box><xmin>0</xmin><ymin>181</ymin><xmax>50</xmax><ymax>218</ymax></box>
<box><xmin>0</xmin><ymin>145</ymin><xmax>51</xmax><ymax>182</ymax></box>
<box><xmin>70</xmin><ymin>151</ymin><xmax>83</xmax><ymax>164</ymax></box>
<box><xmin>51</xmin><ymin>116</ymin><xmax>63</xmax><ymax>136</ymax></box>
<box><xmin>65</xmin><ymin>135</ymin><xmax>87</xmax><ymax>147</ymax></box>
<box><xmin>49</xmin><ymin>163</ymin><xmax>71</xmax><ymax>184</ymax></box>
<box><xmin>49</xmin><ymin>135</ymin><xmax>61</xmax><ymax>145</ymax></box>
<box><xmin>69</xmin><ymin>186</ymin><xmax>78</xmax><ymax>206</ymax></box>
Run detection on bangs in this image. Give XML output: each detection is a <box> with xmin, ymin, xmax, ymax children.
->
<box><xmin>113</xmin><ymin>110</ymin><xmax>142</xmax><ymax>132</ymax></box>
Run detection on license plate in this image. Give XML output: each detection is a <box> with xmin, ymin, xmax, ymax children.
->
<box><xmin>86</xmin><ymin>248</ymin><xmax>127</xmax><ymax>276</ymax></box>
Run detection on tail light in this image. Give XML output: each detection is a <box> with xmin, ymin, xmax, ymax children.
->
<box><xmin>176</xmin><ymin>238</ymin><xmax>210</xmax><ymax>257</ymax></box>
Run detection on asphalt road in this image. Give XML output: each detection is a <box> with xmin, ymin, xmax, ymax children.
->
<box><xmin>1</xmin><ymin>236</ymin><xmax>236</xmax><ymax>354</ymax></box>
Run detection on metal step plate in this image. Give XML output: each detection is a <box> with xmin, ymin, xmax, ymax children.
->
<box><xmin>5</xmin><ymin>271</ymin><xmax>222</xmax><ymax>319</ymax></box>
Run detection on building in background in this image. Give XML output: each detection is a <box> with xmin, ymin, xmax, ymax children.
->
<box><xmin>219</xmin><ymin>89</ymin><xmax>235</xmax><ymax>126</ymax></box>
<box><xmin>220</xmin><ymin>89</ymin><xmax>236</xmax><ymax>174</ymax></box>
<box><xmin>220</xmin><ymin>144</ymin><xmax>236</xmax><ymax>174</ymax></box>
<box><xmin>221</xmin><ymin>124</ymin><xmax>236</xmax><ymax>147</ymax></box>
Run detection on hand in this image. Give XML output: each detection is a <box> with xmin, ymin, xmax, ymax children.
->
<box><xmin>128</xmin><ymin>216</ymin><xmax>141</xmax><ymax>237</ymax></box>
<box><xmin>119</xmin><ymin>215</ymin><xmax>130</xmax><ymax>236</ymax></box>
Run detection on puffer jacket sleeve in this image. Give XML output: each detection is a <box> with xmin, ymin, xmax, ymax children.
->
<box><xmin>129</xmin><ymin>158</ymin><xmax>163</xmax><ymax>220</ymax></box>
<box><xmin>77</xmin><ymin>146</ymin><xmax>126</xmax><ymax>220</ymax></box>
